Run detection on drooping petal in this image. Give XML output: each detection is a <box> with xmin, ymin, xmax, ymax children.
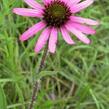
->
<box><xmin>71</xmin><ymin>0</ymin><xmax>94</xmax><ymax>13</ymax></box>
<box><xmin>35</xmin><ymin>27</ymin><xmax>51</xmax><ymax>53</ymax></box>
<box><xmin>49</xmin><ymin>27</ymin><xmax>58</xmax><ymax>53</ymax></box>
<box><xmin>70</xmin><ymin>22</ymin><xmax>96</xmax><ymax>35</ymax></box>
<box><xmin>65</xmin><ymin>23</ymin><xmax>91</xmax><ymax>44</ymax></box>
<box><xmin>70</xmin><ymin>16</ymin><xmax>100</xmax><ymax>25</ymax></box>
<box><xmin>20</xmin><ymin>21</ymin><xmax>46</xmax><ymax>41</ymax></box>
<box><xmin>24</xmin><ymin>0</ymin><xmax>44</xmax><ymax>10</ymax></box>
<box><xmin>68</xmin><ymin>0</ymin><xmax>81</xmax><ymax>6</ymax></box>
<box><xmin>61</xmin><ymin>26</ymin><xmax>75</xmax><ymax>44</ymax></box>
<box><xmin>13</xmin><ymin>8</ymin><xmax>43</xmax><ymax>17</ymax></box>
<box><xmin>43</xmin><ymin>0</ymin><xmax>52</xmax><ymax>5</ymax></box>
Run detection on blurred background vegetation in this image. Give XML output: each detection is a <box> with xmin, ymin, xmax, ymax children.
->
<box><xmin>0</xmin><ymin>0</ymin><xmax>109</xmax><ymax>109</ymax></box>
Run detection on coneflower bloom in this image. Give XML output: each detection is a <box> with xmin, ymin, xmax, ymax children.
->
<box><xmin>13</xmin><ymin>0</ymin><xmax>99</xmax><ymax>53</ymax></box>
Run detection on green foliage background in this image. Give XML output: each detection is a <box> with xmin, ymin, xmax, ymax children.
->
<box><xmin>0</xmin><ymin>0</ymin><xmax>109</xmax><ymax>109</ymax></box>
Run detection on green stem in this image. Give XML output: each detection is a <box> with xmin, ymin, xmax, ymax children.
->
<box><xmin>28</xmin><ymin>45</ymin><xmax>48</xmax><ymax>109</ymax></box>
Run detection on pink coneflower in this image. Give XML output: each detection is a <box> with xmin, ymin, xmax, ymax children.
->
<box><xmin>13</xmin><ymin>0</ymin><xmax>99</xmax><ymax>53</ymax></box>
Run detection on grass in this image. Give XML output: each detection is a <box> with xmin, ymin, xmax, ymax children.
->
<box><xmin>0</xmin><ymin>0</ymin><xmax>109</xmax><ymax>109</ymax></box>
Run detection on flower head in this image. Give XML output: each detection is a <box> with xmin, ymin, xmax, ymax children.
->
<box><xmin>13</xmin><ymin>0</ymin><xmax>99</xmax><ymax>53</ymax></box>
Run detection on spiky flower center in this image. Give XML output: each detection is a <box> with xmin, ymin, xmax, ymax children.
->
<box><xmin>43</xmin><ymin>0</ymin><xmax>72</xmax><ymax>27</ymax></box>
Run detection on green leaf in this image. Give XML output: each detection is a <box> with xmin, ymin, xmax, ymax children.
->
<box><xmin>0</xmin><ymin>84</ymin><xmax>7</xmax><ymax>109</ymax></box>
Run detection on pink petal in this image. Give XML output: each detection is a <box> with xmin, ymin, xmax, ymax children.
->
<box><xmin>68</xmin><ymin>0</ymin><xmax>81</xmax><ymax>6</ymax></box>
<box><xmin>61</xmin><ymin>26</ymin><xmax>75</xmax><ymax>45</ymax></box>
<box><xmin>49</xmin><ymin>27</ymin><xmax>58</xmax><ymax>53</ymax></box>
<box><xmin>70</xmin><ymin>22</ymin><xmax>96</xmax><ymax>35</ymax></box>
<box><xmin>43</xmin><ymin>0</ymin><xmax>52</xmax><ymax>5</ymax></box>
<box><xmin>65</xmin><ymin>23</ymin><xmax>91</xmax><ymax>44</ymax></box>
<box><xmin>24</xmin><ymin>0</ymin><xmax>44</xmax><ymax>10</ymax></box>
<box><xmin>13</xmin><ymin>8</ymin><xmax>43</xmax><ymax>17</ymax></box>
<box><xmin>35</xmin><ymin>27</ymin><xmax>51</xmax><ymax>53</ymax></box>
<box><xmin>71</xmin><ymin>0</ymin><xmax>94</xmax><ymax>13</ymax></box>
<box><xmin>20</xmin><ymin>21</ymin><xmax>46</xmax><ymax>41</ymax></box>
<box><xmin>70</xmin><ymin>16</ymin><xmax>100</xmax><ymax>25</ymax></box>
